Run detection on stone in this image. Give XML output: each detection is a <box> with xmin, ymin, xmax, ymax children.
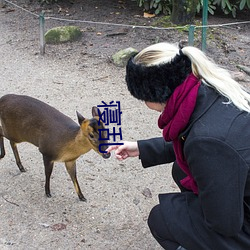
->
<box><xmin>44</xmin><ymin>26</ymin><xmax>82</xmax><ymax>44</ymax></box>
<box><xmin>112</xmin><ymin>47</ymin><xmax>138</xmax><ymax>67</ymax></box>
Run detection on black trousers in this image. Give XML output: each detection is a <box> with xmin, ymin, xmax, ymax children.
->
<box><xmin>148</xmin><ymin>162</ymin><xmax>188</xmax><ymax>250</ymax></box>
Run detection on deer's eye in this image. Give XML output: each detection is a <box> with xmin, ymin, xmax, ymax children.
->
<box><xmin>89</xmin><ymin>133</ymin><xmax>94</xmax><ymax>139</ymax></box>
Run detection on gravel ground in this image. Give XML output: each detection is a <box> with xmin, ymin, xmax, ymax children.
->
<box><xmin>0</xmin><ymin>1</ymin><xmax>249</xmax><ymax>249</ymax></box>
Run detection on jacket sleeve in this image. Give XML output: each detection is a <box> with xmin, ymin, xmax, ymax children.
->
<box><xmin>137</xmin><ymin>137</ymin><xmax>176</xmax><ymax>168</ymax></box>
<box><xmin>185</xmin><ymin>136</ymin><xmax>249</xmax><ymax>237</ymax></box>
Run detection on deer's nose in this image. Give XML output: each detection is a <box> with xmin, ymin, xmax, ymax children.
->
<box><xmin>102</xmin><ymin>152</ymin><xmax>111</xmax><ymax>159</ymax></box>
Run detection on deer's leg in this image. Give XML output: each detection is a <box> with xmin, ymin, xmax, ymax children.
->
<box><xmin>43</xmin><ymin>155</ymin><xmax>54</xmax><ymax>198</ymax></box>
<box><xmin>0</xmin><ymin>127</ymin><xmax>5</xmax><ymax>159</ymax></box>
<box><xmin>65</xmin><ymin>161</ymin><xmax>86</xmax><ymax>202</ymax></box>
<box><xmin>10</xmin><ymin>141</ymin><xmax>25</xmax><ymax>172</ymax></box>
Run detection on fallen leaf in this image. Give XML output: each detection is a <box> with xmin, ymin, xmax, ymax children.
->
<box><xmin>51</xmin><ymin>223</ymin><xmax>67</xmax><ymax>231</ymax></box>
<box><xmin>142</xmin><ymin>187</ymin><xmax>152</xmax><ymax>198</ymax></box>
<box><xmin>143</xmin><ymin>12</ymin><xmax>155</xmax><ymax>18</ymax></box>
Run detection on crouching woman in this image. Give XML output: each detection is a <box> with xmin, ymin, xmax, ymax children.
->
<box><xmin>108</xmin><ymin>42</ymin><xmax>250</xmax><ymax>250</ymax></box>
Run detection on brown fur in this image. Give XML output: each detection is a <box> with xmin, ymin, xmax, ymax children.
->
<box><xmin>0</xmin><ymin>94</ymin><xmax>110</xmax><ymax>201</ymax></box>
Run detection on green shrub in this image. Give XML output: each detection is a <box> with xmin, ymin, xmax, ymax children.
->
<box><xmin>196</xmin><ymin>0</ymin><xmax>216</xmax><ymax>15</ymax></box>
<box><xmin>213</xmin><ymin>0</ymin><xmax>250</xmax><ymax>17</ymax></box>
<box><xmin>135</xmin><ymin>0</ymin><xmax>172</xmax><ymax>15</ymax></box>
<box><xmin>135</xmin><ymin>0</ymin><xmax>250</xmax><ymax>17</ymax></box>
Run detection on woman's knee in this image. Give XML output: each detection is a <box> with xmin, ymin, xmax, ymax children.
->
<box><xmin>148</xmin><ymin>204</ymin><xmax>161</xmax><ymax>233</ymax></box>
<box><xmin>148</xmin><ymin>205</ymin><xmax>179</xmax><ymax>249</ymax></box>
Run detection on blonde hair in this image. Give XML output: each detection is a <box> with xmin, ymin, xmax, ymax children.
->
<box><xmin>134</xmin><ymin>42</ymin><xmax>250</xmax><ymax>113</ymax></box>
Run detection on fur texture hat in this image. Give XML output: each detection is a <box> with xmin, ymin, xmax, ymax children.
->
<box><xmin>125</xmin><ymin>52</ymin><xmax>192</xmax><ymax>103</ymax></box>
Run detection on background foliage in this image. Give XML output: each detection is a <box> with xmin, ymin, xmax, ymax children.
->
<box><xmin>135</xmin><ymin>0</ymin><xmax>250</xmax><ymax>17</ymax></box>
<box><xmin>38</xmin><ymin>0</ymin><xmax>250</xmax><ymax>18</ymax></box>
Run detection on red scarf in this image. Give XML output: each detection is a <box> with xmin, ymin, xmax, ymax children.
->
<box><xmin>158</xmin><ymin>73</ymin><xmax>200</xmax><ymax>194</ymax></box>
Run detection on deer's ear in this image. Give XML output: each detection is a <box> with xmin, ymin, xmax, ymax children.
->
<box><xmin>76</xmin><ymin>111</ymin><xmax>85</xmax><ymax>125</ymax></box>
<box><xmin>92</xmin><ymin>106</ymin><xmax>100</xmax><ymax>117</ymax></box>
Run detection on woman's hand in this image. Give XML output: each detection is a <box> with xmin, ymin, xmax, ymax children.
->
<box><xmin>106</xmin><ymin>141</ymin><xmax>139</xmax><ymax>160</ymax></box>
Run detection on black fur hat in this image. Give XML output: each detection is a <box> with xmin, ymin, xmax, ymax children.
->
<box><xmin>125</xmin><ymin>52</ymin><xmax>192</xmax><ymax>103</ymax></box>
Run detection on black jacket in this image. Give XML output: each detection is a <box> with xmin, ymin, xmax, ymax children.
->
<box><xmin>138</xmin><ymin>84</ymin><xmax>250</xmax><ymax>249</ymax></box>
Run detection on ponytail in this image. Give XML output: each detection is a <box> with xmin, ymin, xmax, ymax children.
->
<box><xmin>182</xmin><ymin>46</ymin><xmax>250</xmax><ymax>112</ymax></box>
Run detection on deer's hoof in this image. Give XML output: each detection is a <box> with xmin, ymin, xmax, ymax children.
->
<box><xmin>79</xmin><ymin>196</ymin><xmax>87</xmax><ymax>202</ymax></box>
<box><xmin>46</xmin><ymin>193</ymin><xmax>52</xmax><ymax>198</ymax></box>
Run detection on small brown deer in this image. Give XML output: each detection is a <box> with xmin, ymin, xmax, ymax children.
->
<box><xmin>0</xmin><ymin>94</ymin><xmax>110</xmax><ymax>201</ymax></box>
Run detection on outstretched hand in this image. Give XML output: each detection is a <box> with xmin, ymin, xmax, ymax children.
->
<box><xmin>106</xmin><ymin>141</ymin><xmax>139</xmax><ymax>160</ymax></box>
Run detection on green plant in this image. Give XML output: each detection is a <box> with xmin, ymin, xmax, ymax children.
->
<box><xmin>134</xmin><ymin>0</ymin><xmax>250</xmax><ymax>18</ymax></box>
<box><xmin>196</xmin><ymin>0</ymin><xmax>250</xmax><ymax>18</ymax></box>
<box><xmin>239</xmin><ymin>0</ymin><xmax>250</xmax><ymax>9</ymax></box>
<box><xmin>197</xmin><ymin>0</ymin><xmax>217</xmax><ymax>14</ymax></box>
<box><xmin>213</xmin><ymin>0</ymin><xmax>237</xmax><ymax>17</ymax></box>
<box><xmin>136</xmin><ymin>0</ymin><xmax>172</xmax><ymax>15</ymax></box>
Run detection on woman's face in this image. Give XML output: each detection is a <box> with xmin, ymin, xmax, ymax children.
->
<box><xmin>145</xmin><ymin>102</ymin><xmax>166</xmax><ymax>112</ymax></box>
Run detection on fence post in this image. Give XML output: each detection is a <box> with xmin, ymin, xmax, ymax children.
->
<box><xmin>0</xmin><ymin>0</ymin><xmax>5</xmax><ymax>8</ymax></box>
<box><xmin>202</xmin><ymin>0</ymin><xmax>208</xmax><ymax>51</ymax></box>
<box><xmin>39</xmin><ymin>11</ymin><xmax>45</xmax><ymax>55</ymax></box>
<box><xmin>188</xmin><ymin>25</ymin><xmax>195</xmax><ymax>46</ymax></box>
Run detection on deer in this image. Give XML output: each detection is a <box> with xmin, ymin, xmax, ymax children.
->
<box><xmin>0</xmin><ymin>94</ymin><xmax>111</xmax><ymax>201</ymax></box>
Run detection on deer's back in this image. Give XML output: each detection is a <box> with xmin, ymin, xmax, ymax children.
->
<box><xmin>0</xmin><ymin>94</ymin><xmax>79</xmax><ymax>147</ymax></box>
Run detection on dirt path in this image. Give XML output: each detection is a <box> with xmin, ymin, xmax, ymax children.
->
<box><xmin>0</xmin><ymin>1</ymin><xmax>249</xmax><ymax>249</ymax></box>
<box><xmin>0</xmin><ymin>3</ymin><xmax>176</xmax><ymax>250</ymax></box>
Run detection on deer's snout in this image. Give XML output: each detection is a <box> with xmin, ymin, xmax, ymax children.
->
<box><xmin>102</xmin><ymin>152</ymin><xmax>111</xmax><ymax>159</ymax></box>
<box><xmin>99</xmin><ymin>144</ymin><xmax>111</xmax><ymax>159</ymax></box>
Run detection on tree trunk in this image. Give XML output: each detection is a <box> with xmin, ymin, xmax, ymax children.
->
<box><xmin>0</xmin><ymin>0</ymin><xmax>6</xmax><ymax>8</ymax></box>
<box><xmin>171</xmin><ymin>0</ymin><xmax>198</xmax><ymax>25</ymax></box>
